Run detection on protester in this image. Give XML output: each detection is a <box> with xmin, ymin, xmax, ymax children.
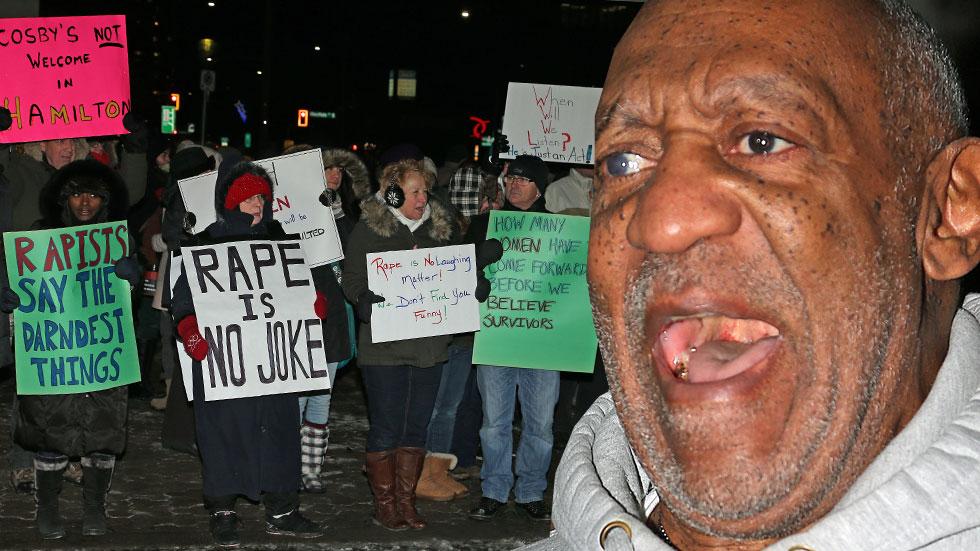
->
<box><xmin>544</xmin><ymin>166</ymin><xmax>592</xmax><ymax>215</ymax></box>
<box><xmin>342</xmin><ymin>158</ymin><xmax>459</xmax><ymax>530</ymax></box>
<box><xmin>1</xmin><ymin>159</ymin><xmax>138</xmax><ymax>539</ymax></box>
<box><xmin>469</xmin><ymin>154</ymin><xmax>557</xmax><ymax>523</ymax></box>
<box><xmin>5</xmin><ymin>138</ymin><xmax>88</xmax><ymax>231</ymax></box>
<box><xmin>525</xmin><ymin>0</ymin><xmax>980</xmax><ymax>549</ymax></box>
<box><xmin>170</xmin><ymin>162</ymin><xmax>325</xmax><ymax>547</ymax></box>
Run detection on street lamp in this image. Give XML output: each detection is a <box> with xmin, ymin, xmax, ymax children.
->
<box><xmin>461</xmin><ymin>9</ymin><xmax>470</xmax><ymax>18</ymax></box>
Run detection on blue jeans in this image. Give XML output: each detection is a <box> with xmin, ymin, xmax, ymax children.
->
<box><xmin>477</xmin><ymin>365</ymin><xmax>559</xmax><ymax>504</ymax></box>
<box><xmin>361</xmin><ymin>363</ymin><xmax>444</xmax><ymax>452</ymax></box>
<box><xmin>426</xmin><ymin>344</ymin><xmax>473</xmax><ymax>453</ymax></box>
<box><xmin>298</xmin><ymin>362</ymin><xmax>338</xmax><ymax>425</ymax></box>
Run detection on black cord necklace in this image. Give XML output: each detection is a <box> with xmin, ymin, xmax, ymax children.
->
<box><xmin>652</xmin><ymin>519</ymin><xmax>679</xmax><ymax>549</ymax></box>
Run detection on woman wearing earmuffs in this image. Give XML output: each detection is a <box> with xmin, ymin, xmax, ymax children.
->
<box><xmin>341</xmin><ymin>158</ymin><xmax>459</xmax><ymax>531</ymax></box>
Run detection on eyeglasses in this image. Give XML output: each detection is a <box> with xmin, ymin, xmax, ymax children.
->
<box><xmin>504</xmin><ymin>175</ymin><xmax>533</xmax><ymax>185</ymax></box>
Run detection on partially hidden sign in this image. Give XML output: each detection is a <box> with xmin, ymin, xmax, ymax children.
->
<box><xmin>178</xmin><ymin>148</ymin><xmax>344</xmax><ymax>267</ymax></box>
<box><xmin>3</xmin><ymin>222</ymin><xmax>139</xmax><ymax>395</ymax></box>
<box><xmin>501</xmin><ymin>82</ymin><xmax>601</xmax><ymax>166</ymax></box>
<box><xmin>366</xmin><ymin>244</ymin><xmax>480</xmax><ymax>343</ymax></box>
<box><xmin>0</xmin><ymin>15</ymin><xmax>131</xmax><ymax>143</ymax></box>
<box><xmin>179</xmin><ymin>240</ymin><xmax>331</xmax><ymax>401</ymax></box>
<box><xmin>472</xmin><ymin>212</ymin><xmax>597</xmax><ymax>372</ymax></box>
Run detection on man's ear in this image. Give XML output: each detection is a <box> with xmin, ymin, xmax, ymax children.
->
<box><xmin>920</xmin><ymin>137</ymin><xmax>980</xmax><ymax>281</ymax></box>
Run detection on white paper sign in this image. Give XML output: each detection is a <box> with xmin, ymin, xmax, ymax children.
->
<box><xmin>501</xmin><ymin>82</ymin><xmax>602</xmax><ymax>166</ymax></box>
<box><xmin>168</xmin><ymin>251</ymin><xmax>196</xmax><ymax>400</ymax></box>
<box><xmin>366</xmin><ymin>244</ymin><xmax>480</xmax><ymax>343</ymax></box>
<box><xmin>177</xmin><ymin>148</ymin><xmax>344</xmax><ymax>266</ymax></box>
<box><xmin>180</xmin><ymin>240</ymin><xmax>331</xmax><ymax>401</ymax></box>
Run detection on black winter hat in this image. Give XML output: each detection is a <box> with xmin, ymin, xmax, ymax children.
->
<box><xmin>507</xmin><ymin>155</ymin><xmax>549</xmax><ymax>194</ymax></box>
<box><xmin>172</xmin><ymin>147</ymin><xmax>216</xmax><ymax>180</ymax></box>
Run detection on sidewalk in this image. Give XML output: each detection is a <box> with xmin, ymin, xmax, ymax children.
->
<box><xmin>0</xmin><ymin>366</ymin><xmax>552</xmax><ymax>550</ymax></box>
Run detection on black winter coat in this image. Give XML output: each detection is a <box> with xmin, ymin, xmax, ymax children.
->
<box><xmin>170</xmin><ymin>163</ymin><xmax>310</xmax><ymax>499</ymax></box>
<box><xmin>14</xmin><ymin>160</ymin><xmax>131</xmax><ymax>457</ymax></box>
<box><xmin>341</xmin><ymin>195</ymin><xmax>459</xmax><ymax>368</ymax></box>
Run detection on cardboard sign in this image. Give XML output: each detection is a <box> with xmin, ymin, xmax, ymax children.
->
<box><xmin>180</xmin><ymin>240</ymin><xmax>331</xmax><ymax>401</ymax></box>
<box><xmin>500</xmin><ymin>82</ymin><xmax>601</xmax><ymax>166</ymax></box>
<box><xmin>3</xmin><ymin>222</ymin><xmax>139</xmax><ymax>394</ymax></box>
<box><xmin>0</xmin><ymin>15</ymin><xmax>131</xmax><ymax>143</ymax></box>
<box><xmin>366</xmin><ymin>244</ymin><xmax>480</xmax><ymax>343</ymax></box>
<box><xmin>178</xmin><ymin>148</ymin><xmax>344</xmax><ymax>266</ymax></box>
<box><xmin>472</xmin><ymin>212</ymin><xmax>597</xmax><ymax>372</ymax></box>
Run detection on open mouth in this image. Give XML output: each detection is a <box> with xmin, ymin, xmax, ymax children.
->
<box><xmin>655</xmin><ymin>315</ymin><xmax>781</xmax><ymax>384</ymax></box>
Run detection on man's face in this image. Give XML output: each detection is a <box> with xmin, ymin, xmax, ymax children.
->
<box><xmin>590</xmin><ymin>0</ymin><xmax>928</xmax><ymax>539</ymax></box>
<box><xmin>67</xmin><ymin>192</ymin><xmax>103</xmax><ymax>222</ymax></box>
<box><xmin>505</xmin><ymin>175</ymin><xmax>539</xmax><ymax>210</ymax></box>
<box><xmin>41</xmin><ymin>139</ymin><xmax>75</xmax><ymax>169</ymax></box>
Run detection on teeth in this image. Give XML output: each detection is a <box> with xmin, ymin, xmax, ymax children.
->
<box><xmin>671</xmin><ymin>348</ymin><xmax>695</xmax><ymax>381</ymax></box>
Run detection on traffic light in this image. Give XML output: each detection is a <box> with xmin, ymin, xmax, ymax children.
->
<box><xmin>170</xmin><ymin>92</ymin><xmax>180</xmax><ymax>111</ymax></box>
<box><xmin>297</xmin><ymin>109</ymin><xmax>309</xmax><ymax>128</ymax></box>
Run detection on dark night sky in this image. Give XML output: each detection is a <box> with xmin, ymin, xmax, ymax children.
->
<box><xmin>32</xmin><ymin>0</ymin><xmax>980</xmax><ymax>162</ymax></box>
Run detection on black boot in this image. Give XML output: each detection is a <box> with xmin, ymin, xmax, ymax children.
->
<box><xmin>33</xmin><ymin>453</ymin><xmax>67</xmax><ymax>540</ymax></box>
<box><xmin>130</xmin><ymin>340</ymin><xmax>158</xmax><ymax>399</ymax></box>
<box><xmin>81</xmin><ymin>453</ymin><xmax>115</xmax><ymax>536</ymax></box>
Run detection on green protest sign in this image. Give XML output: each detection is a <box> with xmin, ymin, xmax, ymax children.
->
<box><xmin>4</xmin><ymin>221</ymin><xmax>139</xmax><ymax>395</ymax></box>
<box><xmin>473</xmin><ymin>211</ymin><xmax>597</xmax><ymax>372</ymax></box>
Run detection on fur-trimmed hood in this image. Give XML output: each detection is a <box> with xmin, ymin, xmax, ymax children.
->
<box><xmin>38</xmin><ymin>159</ymin><xmax>129</xmax><ymax>229</ymax></box>
<box><xmin>19</xmin><ymin>138</ymin><xmax>91</xmax><ymax>166</ymax></box>
<box><xmin>359</xmin><ymin>194</ymin><xmax>455</xmax><ymax>242</ymax></box>
<box><xmin>322</xmin><ymin>148</ymin><xmax>371</xmax><ymax>200</ymax></box>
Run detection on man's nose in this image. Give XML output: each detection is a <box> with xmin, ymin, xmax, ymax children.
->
<box><xmin>626</xmin><ymin>136</ymin><xmax>742</xmax><ymax>254</ymax></box>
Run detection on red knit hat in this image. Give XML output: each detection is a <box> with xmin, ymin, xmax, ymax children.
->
<box><xmin>224</xmin><ymin>173</ymin><xmax>272</xmax><ymax>210</ymax></box>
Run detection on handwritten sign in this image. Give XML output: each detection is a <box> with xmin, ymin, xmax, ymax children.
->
<box><xmin>473</xmin><ymin>212</ymin><xmax>596</xmax><ymax>372</ymax></box>
<box><xmin>0</xmin><ymin>15</ymin><xmax>131</xmax><ymax>143</ymax></box>
<box><xmin>180</xmin><ymin>240</ymin><xmax>331</xmax><ymax>401</ymax></box>
<box><xmin>3</xmin><ymin>222</ymin><xmax>139</xmax><ymax>394</ymax></box>
<box><xmin>366</xmin><ymin>244</ymin><xmax>480</xmax><ymax>343</ymax></box>
<box><xmin>500</xmin><ymin>82</ymin><xmax>601</xmax><ymax>166</ymax></box>
<box><xmin>178</xmin><ymin>148</ymin><xmax>344</xmax><ymax>266</ymax></box>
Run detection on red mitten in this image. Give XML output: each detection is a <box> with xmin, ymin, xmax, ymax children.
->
<box><xmin>176</xmin><ymin>315</ymin><xmax>209</xmax><ymax>361</ymax></box>
<box><xmin>314</xmin><ymin>291</ymin><xmax>327</xmax><ymax>320</ymax></box>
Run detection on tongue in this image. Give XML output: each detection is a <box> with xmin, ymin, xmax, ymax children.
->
<box><xmin>684</xmin><ymin>337</ymin><xmax>779</xmax><ymax>383</ymax></box>
<box><xmin>658</xmin><ymin>316</ymin><xmax>780</xmax><ymax>383</ymax></box>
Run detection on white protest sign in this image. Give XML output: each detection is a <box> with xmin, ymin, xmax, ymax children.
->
<box><xmin>168</xmin><ymin>251</ymin><xmax>196</xmax><ymax>399</ymax></box>
<box><xmin>181</xmin><ymin>240</ymin><xmax>331</xmax><ymax>401</ymax></box>
<box><xmin>367</xmin><ymin>244</ymin><xmax>480</xmax><ymax>343</ymax></box>
<box><xmin>501</xmin><ymin>82</ymin><xmax>602</xmax><ymax>166</ymax></box>
<box><xmin>178</xmin><ymin>148</ymin><xmax>344</xmax><ymax>266</ymax></box>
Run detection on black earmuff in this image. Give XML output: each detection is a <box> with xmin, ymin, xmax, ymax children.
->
<box><xmin>384</xmin><ymin>176</ymin><xmax>405</xmax><ymax>208</ymax></box>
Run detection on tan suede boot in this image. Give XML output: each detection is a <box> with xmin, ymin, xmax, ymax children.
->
<box><xmin>415</xmin><ymin>452</ymin><xmax>469</xmax><ymax>501</ymax></box>
<box><xmin>150</xmin><ymin>378</ymin><xmax>171</xmax><ymax>411</ymax></box>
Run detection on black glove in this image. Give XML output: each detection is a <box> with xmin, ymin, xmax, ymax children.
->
<box><xmin>475</xmin><ymin>272</ymin><xmax>491</xmax><ymax>303</ymax></box>
<box><xmin>476</xmin><ymin>238</ymin><xmax>503</xmax><ymax>270</ymax></box>
<box><xmin>0</xmin><ymin>106</ymin><xmax>11</xmax><ymax>132</ymax></box>
<box><xmin>0</xmin><ymin>287</ymin><xmax>21</xmax><ymax>313</ymax></box>
<box><xmin>120</xmin><ymin>112</ymin><xmax>149</xmax><ymax>154</ymax></box>
<box><xmin>482</xmin><ymin>131</ymin><xmax>510</xmax><ymax>176</ymax></box>
<box><xmin>113</xmin><ymin>257</ymin><xmax>142</xmax><ymax>287</ymax></box>
<box><xmin>356</xmin><ymin>290</ymin><xmax>386</xmax><ymax>323</ymax></box>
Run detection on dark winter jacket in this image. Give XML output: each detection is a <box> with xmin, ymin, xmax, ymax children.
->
<box><xmin>341</xmin><ymin>195</ymin><xmax>459</xmax><ymax>368</ymax></box>
<box><xmin>170</xmin><ymin>162</ymin><xmax>305</xmax><ymax>499</ymax></box>
<box><xmin>14</xmin><ymin>160</ymin><xmax>131</xmax><ymax>457</ymax></box>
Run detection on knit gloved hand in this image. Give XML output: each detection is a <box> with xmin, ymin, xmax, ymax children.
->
<box><xmin>356</xmin><ymin>290</ymin><xmax>385</xmax><ymax>323</ymax></box>
<box><xmin>176</xmin><ymin>315</ymin><xmax>209</xmax><ymax>361</ymax></box>
<box><xmin>314</xmin><ymin>291</ymin><xmax>327</xmax><ymax>320</ymax></box>
<box><xmin>113</xmin><ymin>257</ymin><xmax>142</xmax><ymax>287</ymax></box>
<box><xmin>0</xmin><ymin>106</ymin><xmax>12</xmax><ymax>131</ymax></box>
<box><xmin>120</xmin><ymin>113</ymin><xmax>149</xmax><ymax>153</ymax></box>
<box><xmin>474</xmin><ymin>238</ymin><xmax>503</xmax><ymax>303</ymax></box>
<box><xmin>0</xmin><ymin>287</ymin><xmax>21</xmax><ymax>313</ymax></box>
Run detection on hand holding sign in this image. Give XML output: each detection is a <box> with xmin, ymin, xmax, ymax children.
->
<box><xmin>177</xmin><ymin>315</ymin><xmax>208</xmax><ymax>361</ymax></box>
<box><xmin>357</xmin><ymin>290</ymin><xmax>385</xmax><ymax>322</ymax></box>
<box><xmin>0</xmin><ymin>286</ymin><xmax>20</xmax><ymax>313</ymax></box>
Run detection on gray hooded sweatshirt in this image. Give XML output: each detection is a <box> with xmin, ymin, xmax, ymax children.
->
<box><xmin>522</xmin><ymin>294</ymin><xmax>980</xmax><ymax>550</ymax></box>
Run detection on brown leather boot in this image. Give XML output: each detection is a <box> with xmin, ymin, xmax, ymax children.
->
<box><xmin>394</xmin><ymin>447</ymin><xmax>427</xmax><ymax>529</ymax></box>
<box><xmin>416</xmin><ymin>452</ymin><xmax>469</xmax><ymax>501</ymax></box>
<box><xmin>365</xmin><ymin>450</ymin><xmax>408</xmax><ymax>531</ymax></box>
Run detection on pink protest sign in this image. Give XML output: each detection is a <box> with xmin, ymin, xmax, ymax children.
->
<box><xmin>0</xmin><ymin>15</ymin><xmax>130</xmax><ymax>143</ymax></box>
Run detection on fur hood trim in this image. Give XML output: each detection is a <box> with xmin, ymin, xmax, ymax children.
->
<box><xmin>322</xmin><ymin>148</ymin><xmax>371</xmax><ymax>200</ymax></box>
<box><xmin>39</xmin><ymin>159</ymin><xmax>129</xmax><ymax>228</ymax></box>
<box><xmin>360</xmin><ymin>195</ymin><xmax>454</xmax><ymax>242</ymax></box>
<box><xmin>20</xmin><ymin>138</ymin><xmax>91</xmax><ymax>164</ymax></box>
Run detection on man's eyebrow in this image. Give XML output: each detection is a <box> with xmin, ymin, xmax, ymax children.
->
<box><xmin>709</xmin><ymin>74</ymin><xmax>846</xmax><ymax>129</ymax></box>
<box><xmin>595</xmin><ymin>99</ymin><xmax>649</xmax><ymax>137</ymax></box>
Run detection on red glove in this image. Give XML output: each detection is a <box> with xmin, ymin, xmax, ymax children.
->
<box><xmin>176</xmin><ymin>315</ymin><xmax>209</xmax><ymax>361</ymax></box>
<box><xmin>314</xmin><ymin>291</ymin><xmax>327</xmax><ymax>320</ymax></box>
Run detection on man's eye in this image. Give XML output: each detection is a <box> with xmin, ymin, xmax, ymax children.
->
<box><xmin>603</xmin><ymin>153</ymin><xmax>645</xmax><ymax>176</ymax></box>
<box><xmin>735</xmin><ymin>132</ymin><xmax>794</xmax><ymax>155</ymax></box>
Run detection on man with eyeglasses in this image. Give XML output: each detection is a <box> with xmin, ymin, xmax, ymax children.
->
<box><xmin>468</xmin><ymin>154</ymin><xmax>559</xmax><ymax>522</ymax></box>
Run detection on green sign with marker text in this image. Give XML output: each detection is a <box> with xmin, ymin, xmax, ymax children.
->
<box><xmin>473</xmin><ymin>211</ymin><xmax>597</xmax><ymax>372</ymax></box>
<box><xmin>4</xmin><ymin>221</ymin><xmax>139</xmax><ymax>395</ymax></box>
